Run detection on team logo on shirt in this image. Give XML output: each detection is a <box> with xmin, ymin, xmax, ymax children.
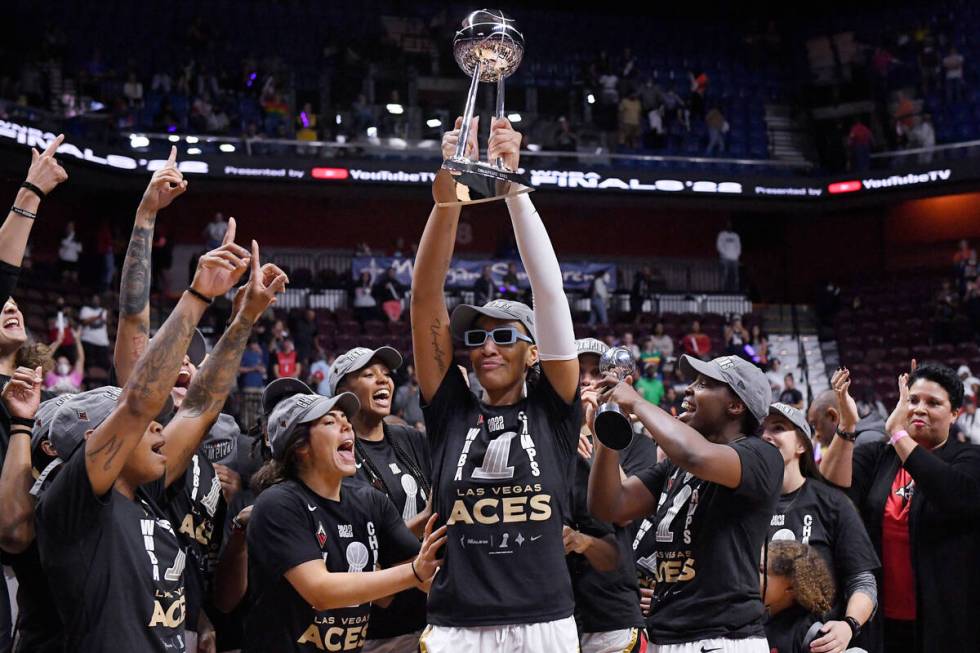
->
<box><xmin>895</xmin><ymin>479</ymin><xmax>915</xmax><ymax>504</ymax></box>
<box><xmin>337</xmin><ymin>524</ymin><xmax>353</xmax><ymax>538</ymax></box>
<box><xmin>316</xmin><ymin>522</ymin><xmax>327</xmax><ymax>548</ymax></box>
<box><xmin>345</xmin><ymin>542</ymin><xmax>369</xmax><ymax>572</ymax></box>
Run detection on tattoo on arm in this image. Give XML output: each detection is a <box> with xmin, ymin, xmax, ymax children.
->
<box><xmin>429</xmin><ymin>318</ymin><xmax>447</xmax><ymax>374</ymax></box>
<box><xmin>120</xmin><ymin>224</ymin><xmax>154</xmax><ymax>316</ymax></box>
<box><xmin>86</xmin><ymin>434</ymin><xmax>124</xmax><ymax>472</ymax></box>
<box><xmin>181</xmin><ymin>317</ymin><xmax>252</xmax><ymax>419</ymax></box>
<box><xmin>127</xmin><ymin>307</ymin><xmax>197</xmax><ymax>406</ymax></box>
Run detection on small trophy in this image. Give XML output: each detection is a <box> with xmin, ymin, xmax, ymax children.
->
<box><xmin>439</xmin><ymin>9</ymin><xmax>533</xmax><ymax>207</ymax></box>
<box><xmin>594</xmin><ymin>347</ymin><xmax>637</xmax><ymax>450</ymax></box>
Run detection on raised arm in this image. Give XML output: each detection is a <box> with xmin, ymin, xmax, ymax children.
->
<box><xmin>84</xmin><ymin>240</ymin><xmax>248</xmax><ymax>496</ymax></box>
<box><xmin>72</xmin><ymin>328</ymin><xmax>85</xmax><ymax>377</ymax></box>
<box><xmin>0</xmin><ymin>366</ymin><xmax>42</xmax><ymax>553</ymax></box>
<box><xmin>410</xmin><ymin>118</ymin><xmax>477</xmax><ymax>402</ymax></box>
<box><xmin>0</xmin><ymin>135</ymin><xmax>67</xmax><ymax>276</ymax></box>
<box><xmin>162</xmin><ymin>241</ymin><xmax>286</xmax><ymax>487</ymax></box>
<box><xmin>819</xmin><ymin>368</ymin><xmax>861</xmax><ymax>487</ymax></box>
<box><xmin>114</xmin><ymin>146</ymin><xmax>188</xmax><ymax>385</ymax></box>
<box><xmin>491</xmin><ymin>117</ymin><xmax>578</xmax><ymax>402</ymax></box>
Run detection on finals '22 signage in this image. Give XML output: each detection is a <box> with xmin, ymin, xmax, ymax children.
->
<box><xmin>0</xmin><ymin>119</ymin><xmax>970</xmax><ymax>203</ymax></box>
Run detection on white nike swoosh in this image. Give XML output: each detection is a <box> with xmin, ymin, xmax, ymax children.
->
<box><xmin>307</xmin><ymin>504</ymin><xmax>316</xmax><ymax>511</ymax></box>
<box><xmin>530</xmin><ymin>535</ymin><xmax>543</xmax><ymax>541</ymax></box>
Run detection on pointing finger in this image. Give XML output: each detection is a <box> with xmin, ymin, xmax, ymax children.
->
<box><xmin>250</xmin><ymin>240</ymin><xmax>261</xmax><ymax>282</ymax></box>
<box><xmin>42</xmin><ymin>134</ymin><xmax>64</xmax><ymax>158</ymax></box>
<box><xmin>222</xmin><ymin>217</ymin><xmax>237</xmax><ymax>246</ymax></box>
<box><xmin>166</xmin><ymin>145</ymin><xmax>177</xmax><ymax>168</ymax></box>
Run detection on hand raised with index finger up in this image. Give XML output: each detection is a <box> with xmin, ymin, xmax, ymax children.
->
<box><xmin>25</xmin><ymin>134</ymin><xmax>68</xmax><ymax>195</ymax></box>
<box><xmin>140</xmin><ymin>146</ymin><xmax>188</xmax><ymax>213</ymax></box>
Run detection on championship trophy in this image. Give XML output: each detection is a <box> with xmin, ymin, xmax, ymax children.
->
<box><xmin>439</xmin><ymin>9</ymin><xmax>533</xmax><ymax>207</ymax></box>
<box><xmin>594</xmin><ymin>347</ymin><xmax>637</xmax><ymax>450</ymax></box>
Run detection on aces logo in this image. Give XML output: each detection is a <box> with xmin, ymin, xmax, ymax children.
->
<box><xmin>316</xmin><ymin>522</ymin><xmax>327</xmax><ymax>548</ymax></box>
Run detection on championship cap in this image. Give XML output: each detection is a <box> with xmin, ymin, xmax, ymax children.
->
<box><xmin>679</xmin><ymin>354</ymin><xmax>772</xmax><ymax>424</ymax></box>
<box><xmin>262</xmin><ymin>378</ymin><xmax>315</xmax><ymax>418</ymax></box>
<box><xmin>201</xmin><ymin>413</ymin><xmax>242</xmax><ymax>465</ymax></box>
<box><xmin>575</xmin><ymin>337</ymin><xmax>608</xmax><ymax>358</ymax></box>
<box><xmin>326</xmin><ymin>346</ymin><xmax>403</xmax><ymax>396</ymax></box>
<box><xmin>450</xmin><ymin>299</ymin><xmax>536</xmax><ymax>343</ymax></box>
<box><xmin>768</xmin><ymin>402</ymin><xmax>812</xmax><ymax>438</ymax></box>
<box><xmin>267</xmin><ymin>392</ymin><xmax>360</xmax><ymax>460</ymax></box>
<box><xmin>31</xmin><ymin>393</ymin><xmax>75</xmax><ymax>452</ymax></box>
<box><xmin>48</xmin><ymin>387</ymin><xmax>123</xmax><ymax>459</ymax></box>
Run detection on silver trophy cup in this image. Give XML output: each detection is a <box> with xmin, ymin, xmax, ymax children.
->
<box><xmin>439</xmin><ymin>9</ymin><xmax>533</xmax><ymax>206</ymax></box>
<box><xmin>594</xmin><ymin>347</ymin><xmax>637</xmax><ymax>450</ymax></box>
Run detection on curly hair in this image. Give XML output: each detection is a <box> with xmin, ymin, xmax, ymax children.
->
<box><xmin>15</xmin><ymin>339</ymin><xmax>54</xmax><ymax>375</ymax></box>
<box><xmin>909</xmin><ymin>361</ymin><xmax>964</xmax><ymax>410</ymax></box>
<box><xmin>768</xmin><ymin>540</ymin><xmax>836</xmax><ymax>617</ymax></box>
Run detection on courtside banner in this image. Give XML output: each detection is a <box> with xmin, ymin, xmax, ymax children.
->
<box><xmin>352</xmin><ymin>256</ymin><xmax>616</xmax><ymax>291</ymax></box>
<box><xmin>1</xmin><ymin>119</ymin><xmax>975</xmax><ymax>202</ymax></box>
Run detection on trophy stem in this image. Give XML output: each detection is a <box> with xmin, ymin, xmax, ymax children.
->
<box><xmin>455</xmin><ymin>60</ymin><xmax>483</xmax><ymax>160</ymax></box>
<box><xmin>495</xmin><ymin>77</ymin><xmax>507</xmax><ymax>170</ymax></box>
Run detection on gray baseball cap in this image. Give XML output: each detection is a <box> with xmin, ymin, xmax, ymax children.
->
<box><xmin>31</xmin><ymin>394</ymin><xmax>76</xmax><ymax>451</ymax></box>
<box><xmin>679</xmin><ymin>354</ymin><xmax>772</xmax><ymax>424</ymax></box>
<box><xmin>326</xmin><ymin>346</ymin><xmax>403</xmax><ymax>396</ymax></box>
<box><xmin>267</xmin><ymin>392</ymin><xmax>360</xmax><ymax>460</ymax></box>
<box><xmin>575</xmin><ymin>337</ymin><xmax>608</xmax><ymax>358</ymax></box>
<box><xmin>49</xmin><ymin>387</ymin><xmax>123</xmax><ymax>459</ymax></box>
<box><xmin>262</xmin><ymin>377</ymin><xmax>315</xmax><ymax>417</ymax></box>
<box><xmin>450</xmin><ymin>299</ymin><xmax>536</xmax><ymax>343</ymax></box>
<box><xmin>201</xmin><ymin>413</ymin><xmax>241</xmax><ymax>465</ymax></box>
<box><xmin>768</xmin><ymin>402</ymin><xmax>812</xmax><ymax>438</ymax></box>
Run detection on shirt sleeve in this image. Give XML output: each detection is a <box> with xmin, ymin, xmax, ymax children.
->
<box><xmin>35</xmin><ymin>451</ymin><xmax>109</xmax><ymax>542</ymax></box>
<box><xmin>731</xmin><ymin>437</ymin><xmax>783</xmax><ymax>502</ymax></box>
<box><xmin>828</xmin><ymin>486</ymin><xmax>881</xmax><ymax>577</ymax></box>
<box><xmin>247</xmin><ymin>487</ymin><xmax>322</xmax><ymax>578</ymax></box>
<box><xmin>373</xmin><ymin>490</ymin><xmax>421</xmax><ymax>567</ymax></box>
<box><xmin>634</xmin><ymin>459</ymin><xmax>673</xmax><ymax>504</ymax></box>
<box><xmin>0</xmin><ymin>260</ymin><xmax>20</xmax><ymax>302</ymax></box>
<box><xmin>848</xmin><ymin>442</ymin><xmax>883</xmax><ymax>508</ymax></box>
<box><xmin>421</xmin><ymin>364</ymin><xmax>476</xmax><ymax>449</ymax></box>
<box><xmin>529</xmin><ymin>371</ymin><xmax>583</xmax><ymax>458</ymax></box>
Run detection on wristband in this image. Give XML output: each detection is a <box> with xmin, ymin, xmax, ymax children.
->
<box><xmin>20</xmin><ymin>181</ymin><xmax>46</xmax><ymax>200</ymax></box>
<box><xmin>231</xmin><ymin>514</ymin><xmax>246</xmax><ymax>532</ymax></box>
<box><xmin>9</xmin><ymin>427</ymin><xmax>32</xmax><ymax>437</ymax></box>
<box><xmin>10</xmin><ymin>206</ymin><xmax>37</xmax><ymax>220</ymax></box>
<box><xmin>410</xmin><ymin>560</ymin><xmax>425</xmax><ymax>584</ymax></box>
<box><xmin>889</xmin><ymin>430</ymin><xmax>909</xmax><ymax>446</ymax></box>
<box><xmin>10</xmin><ymin>416</ymin><xmax>35</xmax><ymax>428</ymax></box>
<box><xmin>844</xmin><ymin>616</ymin><xmax>862</xmax><ymax>638</ymax></box>
<box><xmin>835</xmin><ymin>426</ymin><xmax>858</xmax><ymax>442</ymax></box>
<box><xmin>186</xmin><ymin>287</ymin><xmax>214</xmax><ymax>305</ymax></box>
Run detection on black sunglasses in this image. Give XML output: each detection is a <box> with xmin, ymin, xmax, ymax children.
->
<box><xmin>463</xmin><ymin>327</ymin><xmax>533</xmax><ymax>348</ymax></box>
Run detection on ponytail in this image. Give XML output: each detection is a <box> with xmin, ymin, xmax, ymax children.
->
<box><xmin>250</xmin><ymin>424</ymin><xmax>310</xmax><ymax>495</ymax></box>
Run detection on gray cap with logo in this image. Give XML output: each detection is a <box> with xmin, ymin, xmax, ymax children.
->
<box><xmin>201</xmin><ymin>413</ymin><xmax>242</xmax><ymax>465</ymax></box>
<box><xmin>31</xmin><ymin>393</ymin><xmax>76</xmax><ymax>451</ymax></box>
<box><xmin>49</xmin><ymin>387</ymin><xmax>123</xmax><ymax>459</ymax></box>
<box><xmin>326</xmin><ymin>346</ymin><xmax>403</xmax><ymax>397</ymax></box>
<box><xmin>679</xmin><ymin>354</ymin><xmax>773</xmax><ymax>424</ymax></box>
<box><xmin>450</xmin><ymin>299</ymin><xmax>536</xmax><ymax>343</ymax></box>
<box><xmin>768</xmin><ymin>402</ymin><xmax>812</xmax><ymax>438</ymax></box>
<box><xmin>575</xmin><ymin>337</ymin><xmax>608</xmax><ymax>358</ymax></box>
<box><xmin>267</xmin><ymin>392</ymin><xmax>360</xmax><ymax>460</ymax></box>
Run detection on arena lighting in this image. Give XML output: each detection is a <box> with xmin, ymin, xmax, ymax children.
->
<box><xmin>335</xmin><ymin>114</ymin><xmax>342</xmax><ymax>125</ymax></box>
<box><xmin>186</xmin><ymin>147</ymin><xmax>202</xmax><ymax>155</ymax></box>
<box><xmin>366</xmin><ymin>126</ymin><xmax>378</xmax><ymax>138</ymax></box>
<box><xmin>527</xmin><ymin>143</ymin><xmax>541</xmax><ymax>152</ymax></box>
<box><xmin>167</xmin><ymin>134</ymin><xmax>180</xmax><ymax>143</ymax></box>
<box><xmin>426</xmin><ymin>118</ymin><xmax>442</xmax><ymax>128</ymax></box>
<box><xmin>219</xmin><ymin>143</ymin><xmax>236</xmax><ymax>153</ymax></box>
<box><xmin>586</xmin><ymin>93</ymin><xmax>596</xmax><ymax>104</ymax></box>
<box><xmin>507</xmin><ymin>113</ymin><xmax>522</xmax><ymax>122</ymax></box>
<box><xmin>185</xmin><ymin>135</ymin><xmax>199</xmax><ymax>144</ymax></box>
<box><xmin>386</xmin><ymin>103</ymin><xmax>404</xmax><ymax>115</ymax></box>
<box><xmin>129</xmin><ymin>135</ymin><xmax>150</xmax><ymax>148</ymax></box>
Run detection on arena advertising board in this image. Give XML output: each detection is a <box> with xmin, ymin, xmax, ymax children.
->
<box><xmin>0</xmin><ymin>119</ymin><xmax>973</xmax><ymax>203</ymax></box>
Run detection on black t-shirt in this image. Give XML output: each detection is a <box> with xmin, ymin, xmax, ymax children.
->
<box><xmin>569</xmin><ymin>455</ymin><xmax>645</xmax><ymax>633</ymax></box>
<box><xmin>765</xmin><ymin>605</ymin><xmax>819</xmax><ymax>653</ymax></box>
<box><xmin>779</xmin><ymin>388</ymin><xmax>803</xmax><ymax>406</ymax></box>
<box><xmin>354</xmin><ymin>424</ymin><xmax>431</xmax><ymax>639</ymax></box>
<box><xmin>6</xmin><ymin>543</ymin><xmax>62</xmax><ymax>652</ymax></box>
<box><xmin>244</xmin><ymin>478</ymin><xmax>420</xmax><ymax>652</ymax></box>
<box><xmin>768</xmin><ymin>479</ymin><xmax>880</xmax><ymax>618</ymax></box>
<box><xmin>166</xmin><ymin>452</ymin><xmax>226</xmax><ymax>633</ymax></box>
<box><xmin>422</xmin><ymin>365</ymin><xmax>581</xmax><ymax>627</ymax></box>
<box><xmin>35</xmin><ymin>453</ymin><xmax>187</xmax><ymax>651</ymax></box>
<box><xmin>634</xmin><ymin>436</ymin><xmax>783</xmax><ymax>644</ymax></box>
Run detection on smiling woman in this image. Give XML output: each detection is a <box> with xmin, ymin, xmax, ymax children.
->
<box><xmin>0</xmin><ymin>298</ymin><xmax>54</xmax><ymax>384</ymax></box>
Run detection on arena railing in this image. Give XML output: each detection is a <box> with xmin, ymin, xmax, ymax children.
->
<box><xmin>870</xmin><ymin>138</ymin><xmax>980</xmax><ymax>168</ymax></box>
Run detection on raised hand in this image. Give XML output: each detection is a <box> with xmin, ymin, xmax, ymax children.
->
<box><xmin>25</xmin><ymin>134</ymin><xmax>68</xmax><ymax>194</ymax></box>
<box><xmin>190</xmin><ymin>218</ymin><xmax>250</xmax><ymax>299</ymax></box>
<box><xmin>886</xmin><ymin>359</ymin><xmax>917</xmax><ymax>435</ymax></box>
<box><xmin>237</xmin><ymin>240</ymin><xmax>289</xmax><ymax>323</ymax></box>
<box><xmin>831</xmin><ymin>368</ymin><xmax>859</xmax><ymax>431</ymax></box>
<box><xmin>140</xmin><ymin>146</ymin><xmax>188</xmax><ymax>213</ymax></box>
<box><xmin>441</xmin><ymin>116</ymin><xmax>479</xmax><ymax>162</ymax></box>
<box><xmin>1</xmin><ymin>366</ymin><xmax>42</xmax><ymax>419</ymax></box>
<box><xmin>488</xmin><ymin>116</ymin><xmax>521</xmax><ymax>172</ymax></box>
<box><xmin>412</xmin><ymin>514</ymin><xmax>448</xmax><ymax>589</ymax></box>
<box><xmin>595</xmin><ymin>371</ymin><xmax>641</xmax><ymax>415</ymax></box>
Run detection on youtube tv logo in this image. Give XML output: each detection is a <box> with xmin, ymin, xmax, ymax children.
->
<box><xmin>311</xmin><ymin>167</ymin><xmax>350</xmax><ymax>180</ymax></box>
<box><xmin>827</xmin><ymin>180</ymin><xmax>862</xmax><ymax>194</ymax></box>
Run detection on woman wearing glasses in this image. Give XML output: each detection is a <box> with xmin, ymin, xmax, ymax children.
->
<box><xmin>410</xmin><ymin>117</ymin><xmax>581</xmax><ymax>652</ymax></box>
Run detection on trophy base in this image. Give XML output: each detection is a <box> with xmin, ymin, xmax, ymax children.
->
<box><xmin>594</xmin><ymin>404</ymin><xmax>634</xmax><ymax>450</ymax></box>
<box><xmin>438</xmin><ymin>158</ymin><xmax>533</xmax><ymax>207</ymax></box>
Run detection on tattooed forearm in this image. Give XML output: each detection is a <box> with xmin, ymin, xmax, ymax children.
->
<box><xmin>120</xmin><ymin>224</ymin><xmax>154</xmax><ymax>316</ymax></box>
<box><xmin>86</xmin><ymin>433</ymin><xmax>124</xmax><ymax>472</ymax></box>
<box><xmin>181</xmin><ymin>315</ymin><xmax>253</xmax><ymax>419</ymax></box>
<box><xmin>126</xmin><ymin>299</ymin><xmax>199</xmax><ymax>411</ymax></box>
<box><xmin>429</xmin><ymin>318</ymin><xmax>447</xmax><ymax>373</ymax></box>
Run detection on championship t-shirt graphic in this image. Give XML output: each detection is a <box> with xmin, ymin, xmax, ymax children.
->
<box><xmin>422</xmin><ymin>365</ymin><xmax>581</xmax><ymax>627</ymax></box>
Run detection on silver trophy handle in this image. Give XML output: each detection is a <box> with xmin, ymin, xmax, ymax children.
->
<box><xmin>455</xmin><ymin>60</ymin><xmax>483</xmax><ymax>160</ymax></box>
<box><xmin>495</xmin><ymin>77</ymin><xmax>506</xmax><ymax>170</ymax></box>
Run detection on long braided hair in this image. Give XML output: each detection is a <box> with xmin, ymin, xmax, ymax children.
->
<box><xmin>354</xmin><ymin>424</ymin><xmax>431</xmax><ymax>498</ymax></box>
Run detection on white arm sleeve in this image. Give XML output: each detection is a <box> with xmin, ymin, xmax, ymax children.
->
<box><xmin>505</xmin><ymin>193</ymin><xmax>576</xmax><ymax>361</ymax></box>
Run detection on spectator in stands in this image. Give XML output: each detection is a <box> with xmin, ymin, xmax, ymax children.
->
<box><xmin>662</xmin><ymin>83</ymin><xmax>687</xmax><ymax>131</ymax></box>
<box><xmin>893</xmin><ymin>92</ymin><xmax>917</xmax><ymax>146</ymax></box>
<box><xmin>597</xmin><ymin>65</ymin><xmax>619</xmax><ymax>132</ymax></box>
<box><xmin>635</xmin><ymin>363</ymin><xmax>665</xmax><ymax>406</ymax></box>
<box><xmin>847</xmin><ymin>118</ymin><xmax>874</xmax><ymax>172</ymax></box>
<box><xmin>649</xmin><ymin>322</ymin><xmax>674</xmax><ymax>358</ymax></box>
<box><xmin>554</xmin><ymin>116</ymin><xmax>578</xmax><ymax>152</ymax></box>
<box><xmin>588</xmin><ymin>270</ymin><xmax>610</xmax><ymax>327</ymax></box>
<box><xmin>956</xmin><ymin>365</ymin><xmax>980</xmax><ymax>399</ymax></box>
<box><xmin>393</xmin><ymin>363</ymin><xmax>425</xmax><ymax>430</ymax></box>
<box><xmin>660</xmin><ymin>385</ymin><xmax>684</xmax><ymax>416</ymax></box>
<box><xmin>45</xmin><ymin>328</ymin><xmax>84</xmax><ymax>394</ymax></box>
<box><xmin>716</xmin><ymin>220</ymin><xmax>741</xmax><ymax>292</ymax></box>
<box><xmin>473</xmin><ymin>265</ymin><xmax>496</xmax><ymax>306</ymax></box>
<box><xmin>639</xmin><ymin>336</ymin><xmax>663</xmax><ymax>372</ymax></box>
<box><xmin>909</xmin><ymin>114</ymin><xmax>935</xmax><ymax>164</ymax></box>
<box><xmin>618</xmin><ymin>91</ymin><xmax>642</xmax><ymax>149</ymax></box>
<box><xmin>749</xmin><ymin>324</ymin><xmax>769</xmax><ymax>366</ymax></box>
<box><xmin>620</xmin><ymin>331</ymin><xmax>640</xmax><ymax>360</ymax></box>
<box><xmin>724</xmin><ymin>315</ymin><xmax>750</xmax><ymax>358</ymax></box>
<box><xmin>943</xmin><ymin>45</ymin><xmax>965</xmax><ymax>104</ymax></box>
<box><xmin>688</xmin><ymin>70</ymin><xmax>709</xmax><ymax>122</ymax></box>
<box><xmin>779</xmin><ymin>374</ymin><xmax>804</xmax><ymax>409</ymax></box>
<box><xmin>291</xmin><ymin>309</ymin><xmax>318</xmax><ymax>373</ymax></box>
<box><xmin>57</xmin><ymin>221</ymin><xmax>82</xmax><ymax>283</ymax></box>
<box><xmin>78</xmin><ymin>294</ymin><xmax>110</xmax><ymax>372</ymax></box>
<box><xmin>957</xmin><ymin>250</ymin><xmax>979</xmax><ymax>297</ymax></box>
<box><xmin>932</xmin><ymin>279</ymin><xmax>958</xmax><ymax>344</ymax></box>
<box><xmin>373</xmin><ymin>267</ymin><xmax>408</xmax><ymax>323</ymax></box>
<box><xmin>273</xmin><ymin>338</ymin><xmax>300</xmax><ymax>379</ymax></box>
<box><xmin>47</xmin><ymin>298</ymin><xmax>76</xmax><ymax>363</ymax></box>
<box><xmin>638</xmin><ymin>77</ymin><xmax>663</xmax><ymax>114</ymax></box>
<box><xmin>203</xmin><ymin>212</ymin><xmax>228</xmax><ymax>249</ymax></box>
<box><xmin>295</xmin><ymin>102</ymin><xmax>319</xmax><ymax>146</ymax></box>
<box><xmin>705</xmin><ymin>106</ymin><xmax>728</xmax><ymax>155</ymax></box>
<box><xmin>953</xmin><ymin>239</ymin><xmax>975</xmax><ymax>266</ymax></box>
<box><xmin>766</xmin><ymin>358</ymin><xmax>784</xmax><ymax>394</ymax></box>
<box><xmin>681</xmin><ymin>320</ymin><xmax>712</xmax><ymax>360</ymax></box>
<box><xmin>964</xmin><ymin>281</ymin><xmax>980</xmax><ymax>334</ymax></box>
<box><xmin>122</xmin><ymin>72</ymin><xmax>143</xmax><ymax>107</ymax></box>
<box><xmin>630</xmin><ymin>266</ymin><xmax>654</xmax><ymax>319</ymax></box>
<box><xmin>956</xmin><ymin>396</ymin><xmax>980</xmax><ymax>444</ymax></box>
<box><xmin>239</xmin><ymin>336</ymin><xmax>267</xmax><ymax>391</ymax></box>
<box><xmin>918</xmin><ymin>37</ymin><xmax>941</xmax><ymax>95</ymax></box>
<box><xmin>352</xmin><ymin>270</ymin><xmax>379</xmax><ymax>324</ymax></box>
<box><xmin>500</xmin><ymin>262</ymin><xmax>520</xmax><ymax>300</ymax></box>
<box><xmin>308</xmin><ymin>349</ymin><xmax>332</xmax><ymax>396</ymax></box>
